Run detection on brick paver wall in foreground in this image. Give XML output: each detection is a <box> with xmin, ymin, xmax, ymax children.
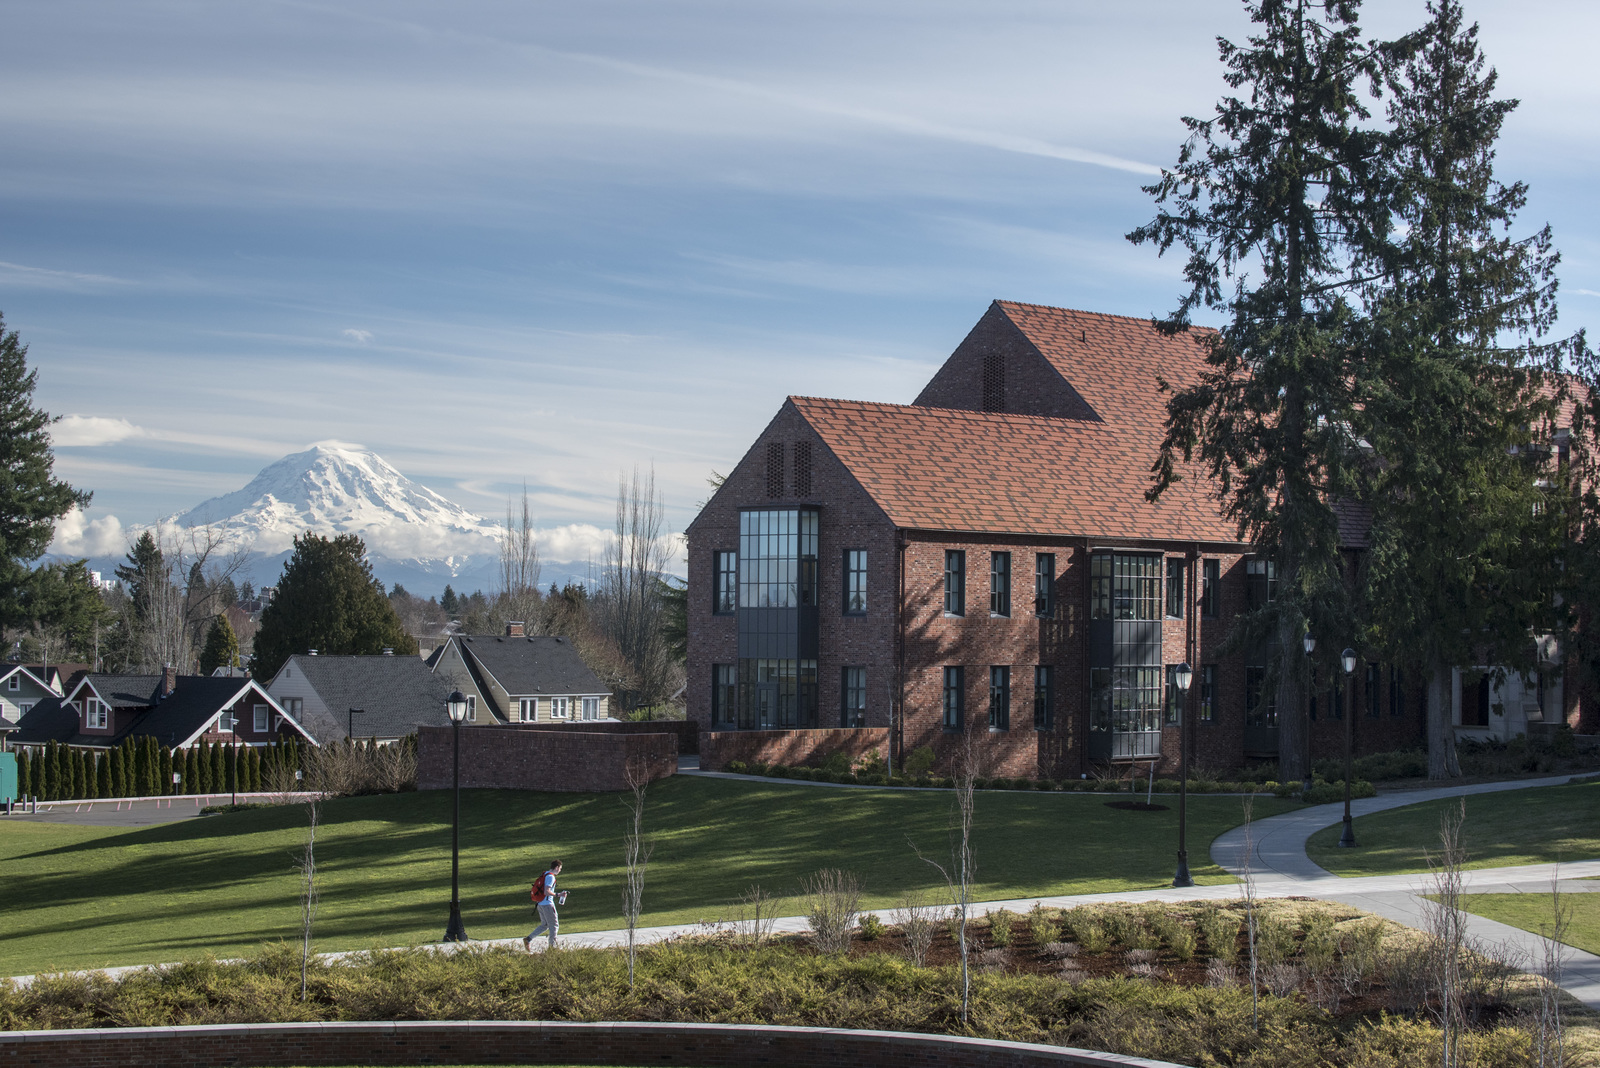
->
<box><xmin>0</xmin><ymin>1021</ymin><xmax>1183</xmax><ymax>1068</ymax></box>
<box><xmin>417</xmin><ymin>727</ymin><xmax>675</xmax><ymax>793</ymax></box>
<box><xmin>700</xmin><ymin>727</ymin><xmax>889</xmax><ymax>772</ymax></box>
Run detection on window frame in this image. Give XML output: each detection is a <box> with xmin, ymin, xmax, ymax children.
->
<box><xmin>1034</xmin><ymin>553</ymin><xmax>1055</xmax><ymax>618</ymax></box>
<box><xmin>519</xmin><ymin>697</ymin><xmax>538</xmax><ymax>722</ymax></box>
<box><xmin>711</xmin><ymin>664</ymin><xmax>737</xmax><ymax>728</ymax></box>
<box><xmin>1033</xmin><ymin>665</ymin><xmax>1053</xmax><ymax>731</ymax></box>
<box><xmin>581</xmin><ymin>696</ymin><xmax>600</xmax><ymax>720</ymax></box>
<box><xmin>990</xmin><ymin>551</ymin><xmax>1011</xmax><ymax>617</ymax></box>
<box><xmin>550</xmin><ymin>696</ymin><xmax>570</xmax><ymax>720</ymax></box>
<box><xmin>713</xmin><ymin>550</ymin><xmax>738</xmax><ymax>615</ymax></box>
<box><xmin>944</xmin><ymin>550</ymin><xmax>966</xmax><ymax>617</ymax></box>
<box><xmin>466</xmin><ymin>695</ymin><xmax>477</xmax><ymax>722</ymax></box>
<box><xmin>6</xmin><ymin>675</ymin><xmax>18</xmax><ymax>692</ymax></box>
<box><xmin>253</xmin><ymin>705</ymin><xmax>269</xmax><ymax>732</ymax></box>
<box><xmin>1201</xmin><ymin>559</ymin><xmax>1220</xmax><ymax>618</ymax></box>
<box><xmin>989</xmin><ymin>666</ymin><xmax>1010</xmax><ymax>730</ymax></box>
<box><xmin>85</xmin><ymin>698</ymin><xmax>108</xmax><ymax>730</ymax></box>
<box><xmin>942</xmin><ymin>666</ymin><xmax>964</xmax><ymax>730</ymax></box>
<box><xmin>1164</xmin><ymin>664</ymin><xmax>1185</xmax><ymax>726</ymax></box>
<box><xmin>841</xmin><ymin>666</ymin><xmax>866</xmax><ymax>727</ymax></box>
<box><xmin>843</xmin><ymin>549</ymin><xmax>867</xmax><ymax>615</ymax></box>
<box><xmin>1165</xmin><ymin>558</ymin><xmax>1185</xmax><ymax>619</ymax></box>
<box><xmin>1200</xmin><ymin>664</ymin><xmax>1217</xmax><ymax>723</ymax></box>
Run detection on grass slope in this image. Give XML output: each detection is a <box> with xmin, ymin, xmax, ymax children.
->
<box><xmin>0</xmin><ymin>777</ymin><xmax>1290</xmax><ymax>975</ymax></box>
<box><xmin>1306</xmin><ymin>779</ymin><xmax>1600</xmax><ymax>876</ymax></box>
<box><xmin>1457</xmin><ymin>893</ymin><xmax>1600</xmax><ymax>957</ymax></box>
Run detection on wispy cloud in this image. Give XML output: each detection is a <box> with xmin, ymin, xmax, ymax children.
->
<box><xmin>342</xmin><ymin>328</ymin><xmax>373</xmax><ymax>344</ymax></box>
<box><xmin>51</xmin><ymin>415</ymin><xmax>147</xmax><ymax>447</ymax></box>
<box><xmin>0</xmin><ymin>260</ymin><xmax>132</xmax><ymax>290</ymax></box>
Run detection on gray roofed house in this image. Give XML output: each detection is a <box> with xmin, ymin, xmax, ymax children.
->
<box><xmin>431</xmin><ymin>623</ymin><xmax>612</xmax><ymax>725</ymax></box>
<box><xmin>265</xmin><ymin>653</ymin><xmax>456</xmax><ymax>743</ymax></box>
<box><xmin>11</xmin><ymin>671</ymin><xmax>317</xmax><ymax>750</ymax></box>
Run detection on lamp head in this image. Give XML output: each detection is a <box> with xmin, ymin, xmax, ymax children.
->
<box><xmin>1341</xmin><ymin>648</ymin><xmax>1357</xmax><ymax>674</ymax></box>
<box><xmin>1173</xmin><ymin>662</ymin><xmax>1193</xmax><ymax>692</ymax></box>
<box><xmin>447</xmin><ymin>689</ymin><xmax>468</xmax><ymax>722</ymax></box>
<box><xmin>1303</xmin><ymin>633</ymin><xmax>1316</xmax><ymax>655</ymax></box>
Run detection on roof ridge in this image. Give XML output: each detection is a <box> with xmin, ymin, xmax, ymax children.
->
<box><xmin>788</xmin><ymin>395</ymin><xmax>1107</xmax><ymax>429</ymax></box>
<box><xmin>994</xmin><ymin>299</ymin><xmax>1219</xmax><ymax>333</ymax></box>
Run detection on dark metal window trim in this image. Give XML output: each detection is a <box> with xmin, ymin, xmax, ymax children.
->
<box><xmin>713</xmin><ymin>551</ymin><xmax>737</xmax><ymax>615</ymax></box>
<box><xmin>841</xmin><ymin>665</ymin><xmax>866</xmax><ymax>727</ymax></box>
<box><xmin>1165</xmin><ymin>558</ymin><xmax>1185</xmax><ymax>619</ymax></box>
<box><xmin>944</xmin><ymin>550</ymin><xmax>966</xmax><ymax>617</ymax></box>
<box><xmin>1033</xmin><ymin>665</ymin><xmax>1053</xmax><ymax>731</ymax></box>
<box><xmin>943</xmin><ymin>666</ymin><xmax>964</xmax><ymax>730</ymax></box>
<box><xmin>1201</xmin><ymin>559</ymin><xmax>1220</xmax><ymax>618</ymax></box>
<box><xmin>989</xmin><ymin>666</ymin><xmax>1010</xmax><ymax>730</ymax></box>
<box><xmin>1164</xmin><ymin>664</ymin><xmax>1183</xmax><ymax>726</ymax></box>
<box><xmin>1200</xmin><ymin>664</ymin><xmax>1217</xmax><ymax>723</ymax></box>
<box><xmin>843</xmin><ymin>549</ymin><xmax>867</xmax><ymax>616</ymax></box>
<box><xmin>990</xmin><ymin>551</ymin><xmax>1011</xmax><ymax>617</ymax></box>
<box><xmin>1034</xmin><ymin>553</ymin><xmax>1055</xmax><ymax>618</ymax></box>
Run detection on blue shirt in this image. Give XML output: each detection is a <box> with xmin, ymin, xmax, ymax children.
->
<box><xmin>540</xmin><ymin>870</ymin><xmax>558</xmax><ymax>903</ymax></box>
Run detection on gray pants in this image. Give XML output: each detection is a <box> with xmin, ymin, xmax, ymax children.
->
<box><xmin>527</xmin><ymin>900</ymin><xmax>559</xmax><ymax>947</ymax></box>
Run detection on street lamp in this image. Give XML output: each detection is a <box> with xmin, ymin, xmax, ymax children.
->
<box><xmin>223</xmin><ymin>714</ymin><xmax>239</xmax><ymax>807</ymax></box>
<box><xmin>1339</xmin><ymin>648</ymin><xmax>1358</xmax><ymax>848</ymax></box>
<box><xmin>443</xmin><ymin>689</ymin><xmax>470</xmax><ymax>942</ymax></box>
<box><xmin>347</xmin><ymin>707</ymin><xmax>365</xmax><ymax>743</ymax></box>
<box><xmin>1302</xmin><ymin>633</ymin><xmax>1316</xmax><ymax>800</ymax></box>
<box><xmin>1171</xmin><ymin>661</ymin><xmax>1195</xmax><ymax>888</ymax></box>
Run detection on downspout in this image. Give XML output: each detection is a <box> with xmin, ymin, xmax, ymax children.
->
<box><xmin>894</xmin><ymin>528</ymin><xmax>907</xmax><ymax>777</ymax></box>
<box><xmin>1079</xmin><ymin>536</ymin><xmax>1091</xmax><ymax>779</ymax></box>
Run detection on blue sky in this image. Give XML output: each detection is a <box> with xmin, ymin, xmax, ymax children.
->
<box><xmin>10</xmin><ymin>0</ymin><xmax>1599</xmax><ymax>563</ymax></box>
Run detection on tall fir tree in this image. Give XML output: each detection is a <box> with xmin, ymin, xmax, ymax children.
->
<box><xmin>251</xmin><ymin>533</ymin><xmax>418</xmax><ymax>681</ymax></box>
<box><xmin>108</xmin><ymin>746</ymin><xmax>123</xmax><ymax>797</ymax></box>
<box><xmin>1355</xmin><ymin>0</ymin><xmax>1568</xmax><ymax>779</ymax></box>
<box><xmin>160</xmin><ymin>746</ymin><xmax>173</xmax><ymax>796</ymax></box>
<box><xmin>185</xmin><ymin>746</ymin><xmax>200</xmax><ymax>794</ymax></box>
<box><xmin>61</xmin><ymin>743</ymin><xmax>76</xmax><ymax>799</ymax></box>
<box><xmin>15</xmin><ymin>747</ymin><xmax>28</xmax><ymax>801</ymax></box>
<box><xmin>210</xmin><ymin>742</ymin><xmax>225</xmax><ymax>795</ymax></box>
<box><xmin>198</xmin><ymin>614</ymin><xmax>239</xmax><ymax>676</ymax></box>
<box><xmin>30</xmin><ymin>745</ymin><xmax>45</xmax><ymax>799</ymax></box>
<box><xmin>1130</xmin><ymin>0</ymin><xmax>1387</xmax><ymax>778</ymax></box>
<box><xmin>96</xmin><ymin>750</ymin><xmax>111</xmax><ymax>798</ymax></box>
<box><xmin>0</xmin><ymin>313</ymin><xmax>91</xmax><ymax>634</ymax></box>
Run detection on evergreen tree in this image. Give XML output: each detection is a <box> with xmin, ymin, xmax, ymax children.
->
<box><xmin>15</xmin><ymin>747</ymin><xmax>28</xmax><ymax>800</ymax></box>
<box><xmin>30</xmin><ymin>745</ymin><xmax>44</xmax><ymax>799</ymax></box>
<box><xmin>251</xmin><ymin>533</ymin><xmax>418</xmax><ymax>681</ymax></box>
<box><xmin>96</xmin><ymin>750</ymin><xmax>111</xmax><ymax>797</ymax></box>
<box><xmin>225</xmin><ymin>744</ymin><xmax>237</xmax><ymax>794</ymax></box>
<box><xmin>0</xmin><ymin>314</ymin><xmax>91</xmax><ymax>634</ymax></box>
<box><xmin>199</xmin><ymin>614</ymin><xmax>239</xmax><ymax>675</ymax></box>
<box><xmin>1130</xmin><ymin>0</ymin><xmax>1387</xmax><ymax>779</ymax></box>
<box><xmin>440</xmin><ymin>584</ymin><xmax>459</xmax><ymax>616</ymax></box>
<box><xmin>61</xmin><ymin>743</ymin><xmax>77</xmax><ymax>799</ymax></box>
<box><xmin>108</xmin><ymin>745</ymin><xmax>124</xmax><ymax>796</ymax></box>
<box><xmin>1354</xmin><ymin>0</ymin><xmax>1567</xmax><ymax>779</ymax></box>
<box><xmin>246</xmin><ymin>747</ymin><xmax>261</xmax><ymax>791</ymax></box>
<box><xmin>185</xmin><ymin>746</ymin><xmax>200</xmax><ymax>794</ymax></box>
<box><xmin>210</xmin><ymin>742</ymin><xmax>225</xmax><ymax>794</ymax></box>
<box><xmin>160</xmin><ymin>746</ymin><xmax>173</xmax><ymax>795</ymax></box>
<box><xmin>195</xmin><ymin>743</ymin><xmax>211</xmax><ymax>793</ymax></box>
<box><xmin>115</xmin><ymin>533</ymin><xmax>165</xmax><ymax>624</ymax></box>
<box><xmin>77</xmin><ymin>750</ymin><xmax>91</xmax><ymax>799</ymax></box>
<box><xmin>131</xmin><ymin>737</ymin><xmax>146</xmax><ymax>796</ymax></box>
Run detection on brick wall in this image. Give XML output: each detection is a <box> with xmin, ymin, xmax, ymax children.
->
<box><xmin>0</xmin><ymin>1021</ymin><xmax>1183</xmax><ymax>1068</ymax></box>
<box><xmin>700</xmin><ymin>727</ymin><xmax>889</xmax><ymax>771</ymax></box>
<box><xmin>498</xmin><ymin>719</ymin><xmax>699</xmax><ymax>754</ymax></box>
<box><xmin>416</xmin><ymin>727</ymin><xmax>675</xmax><ymax>793</ymax></box>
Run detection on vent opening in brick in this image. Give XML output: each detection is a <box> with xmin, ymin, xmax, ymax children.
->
<box><xmin>982</xmin><ymin>354</ymin><xmax>1005</xmax><ymax>412</ymax></box>
<box><xmin>765</xmin><ymin>442</ymin><xmax>784</xmax><ymax>498</ymax></box>
<box><xmin>793</xmin><ymin>441</ymin><xmax>812</xmax><ymax>496</ymax></box>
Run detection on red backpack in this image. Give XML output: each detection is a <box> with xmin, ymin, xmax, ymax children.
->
<box><xmin>531</xmin><ymin>870</ymin><xmax>554</xmax><ymax>904</ymax></box>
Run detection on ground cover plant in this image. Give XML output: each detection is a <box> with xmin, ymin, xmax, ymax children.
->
<box><xmin>0</xmin><ymin>777</ymin><xmax>1294</xmax><ymax>976</ymax></box>
<box><xmin>1306</xmin><ymin>779</ymin><xmax>1600</xmax><ymax>876</ymax></box>
<box><xmin>4</xmin><ymin>900</ymin><xmax>1590</xmax><ymax>1068</ymax></box>
<box><xmin>1457</xmin><ymin>893</ymin><xmax>1600</xmax><ymax>957</ymax></box>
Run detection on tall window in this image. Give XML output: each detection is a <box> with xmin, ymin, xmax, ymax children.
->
<box><xmin>1246</xmin><ymin>559</ymin><xmax>1277</xmax><ymax>608</ymax></box>
<box><xmin>466</xmin><ymin>695</ymin><xmax>477</xmax><ymax>722</ymax></box>
<box><xmin>712</xmin><ymin>665</ymin><xmax>738</xmax><ymax>728</ymax></box>
<box><xmin>1165</xmin><ymin>558</ymin><xmax>1185</xmax><ymax>619</ymax></box>
<box><xmin>550</xmin><ymin>697</ymin><xmax>570</xmax><ymax>719</ymax></box>
<box><xmin>989</xmin><ymin>666</ymin><xmax>1010</xmax><ymax>730</ymax></box>
<box><xmin>85</xmin><ymin>698</ymin><xmax>107</xmax><ymax>730</ymax></box>
<box><xmin>843</xmin><ymin>550</ymin><xmax>867</xmax><ymax>614</ymax></box>
<box><xmin>1201</xmin><ymin>559</ymin><xmax>1220</xmax><ymax>618</ymax></box>
<box><xmin>943</xmin><ymin>666</ymin><xmax>964</xmax><ymax>730</ymax></box>
<box><xmin>519</xmin><ymin>698</ymin><xmax>538</xmax><ymax>721</ymax></box>
<box><xmin>253</xmin><ymin>705</ymin><xmax>268</xmax><ymax>732</ymax></box>
<box><xmin>1164</xmin><ymin>665</ymin><xmax>1185</xmax><ymax>725</ymax></box>
<box><xmin>739</xmin><ymin>509</ymin><xmax>818</xmax><ymax>608</ymax></box>
<box><xmin>1246</xmin><ymin>666</ymin><xmax>1276</xmax><ymax>727</ymax></box>
<box><xmin>841</xmin><ymin>666</ymin><xmax>866</xmax><ymax>727</ymax></box>
<box><xmin>1033</xmin><ymin>665</ymin><xmax>1053</xmax><ymax>730</ymax></box>
<box><xmin>1365</xmin><ymin>662</ymin><xmax>1380</xmax><ymax>718</ymax></box>
<box><xmin>990</xmin><ymin>552</ymin><xmax>1011</xmax><ymax>616</ymax></box>
<box><xmin>944</xmin><ymin>551</ymin><xmax>966</xmax><ymax>616</ymax></box>
<box><xmin>1090</xmin><ymin>552</ymin><xmax>1161</xmax><ymax>620</ymax></box>
<box><xmin>1200</xmin><ymin>664</ymin><xmax>1217</xmax><ymax>723</ymax></box>
<box><xmin>6</xmin><ymin>675</ymin><xmax>17</xmax><ymax>692</ymax></box>
<box><xmin>713</xmin><ymin>551</ymin><xmax>737</xmax><ymax>614</ymax></box>
<box><xmin>1389</xmin><ymin>666</ymin><xmax>1405</xmax><ymax>718</ymax></box>
<box><xmin>1035</xmin><ymin>554</ymin><xmax>1055</xmax><ymax>618</ymax></box>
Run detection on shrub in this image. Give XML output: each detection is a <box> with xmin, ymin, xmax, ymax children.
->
<box><xmin>857</xmin><ymin>913</ymin><xmax>884</xmax><ymax>941</ymax></box>
<box><xmin>986</xmin><ymin>908</ymin><xmax>1016</xmax><ymax>948</ymax></box>
<box><xmin>904</xmin><ymin>746</ymin><xmax>936</xmax><ymax>778</ymax></box>
<box><xmin>765</xmin><ymin>764</ymin><xmax>790</xmax><ymax>778</ymax></box>
<box><xmin>855</xmin><ymin>750</ymin><xmax>887</xmax><ymax>777</ymax></box>
<box><xmin>894</xmin><ymin>894</ymin><xmax>937</xmax><ymax>967</ymax></box>
<box><xmin>1026</xmin><ymin>902</ymin><xmax>1058</xmax><ymax>947</ymax></box>
<box><xmin>1196</xmin><ymin>909</ymin><xmax>1241</xmax><ymax>964</ymax></box>
<box><xmin>802</xmin><ymin>868</ymin><xmax>862</xmax><ymax>954</ymax></box>
<box><xmin>1068</xmin><ymin>910</ymin><xmax>1111</xmax><ymax>954</ymax></box>
<box><xmin>821</xmin><ymin>751</ymin><xmax>852</xmax><ymax>776</ymax></box>
<box><xmin>1150</xmin><ymin>912</ymin><xmax>1195</xmax><ymax>962</ymax></box>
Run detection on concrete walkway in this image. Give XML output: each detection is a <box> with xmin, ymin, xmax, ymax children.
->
<box><xmin>1210</xmin><ymin>773</ymin><xmax>1600</xmax><ymax>1009</ymax></box>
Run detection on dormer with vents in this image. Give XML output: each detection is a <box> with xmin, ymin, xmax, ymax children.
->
<box><xmin>914</xmin><ymin>301</ymin><xmax>1101</xmax><ymax>421</ymax></box>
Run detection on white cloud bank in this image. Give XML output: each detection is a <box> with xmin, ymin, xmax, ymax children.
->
<box><xmin>51</xmin><ymin>414</ymin><xmax>147</xmax><ymax>447</ymax></box>
<box><xmin>49</xmin><ymin>506</ymin><xmax>126</xmax><ymax>557</ymax></box>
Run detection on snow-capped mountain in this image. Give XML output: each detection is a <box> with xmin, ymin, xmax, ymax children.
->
<box><xmin>173</xmin><ymin>442</ymin><xmax>507</xmax><ymax>594</ymax></box>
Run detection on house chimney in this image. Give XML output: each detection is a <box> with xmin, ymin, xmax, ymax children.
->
<box><xmin>161</xmin><ymin>665</ymin><xmax>178</xmax><ymax>698</ymax></box>
<box><xmin>505</xmin><ymin>621</ymin><xmax>525</xmax><ymax>638</ymax></box>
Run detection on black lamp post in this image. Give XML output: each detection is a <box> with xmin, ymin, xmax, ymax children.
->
<box><xmin>1339</xmin><ymin>648</ymin><xmax>1358</xmax><ymax>848</ymax></box>
<box><xmin>1171</xmin><ymin>661</ymin><xmax>1195</xmax><ymax>888</ymax></box>
<box><xmin>443</xmin><ymin>689</ymin><xmax>469</xmax><ymax>942</ymax></box>
<box><xmin>1301</xmin><ymin>633</ymin><xmax>1316</xmax><ymax>801</ymax></box>
<box><xmin>347</xmin><ymin>707</ymin><xmax>365</xmax><ymax>743</ymax></box>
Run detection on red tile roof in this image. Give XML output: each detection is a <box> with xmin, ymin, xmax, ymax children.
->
<box><xmin>792</xmin><ymin>396</ymin><xmax>1243</xmax><ymax>544</ymax></box>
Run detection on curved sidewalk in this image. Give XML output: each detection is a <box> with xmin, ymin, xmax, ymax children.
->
<box><xmin>1210</xmin><ymin>773</ymin><xmax>1600</xmax><ymax>1009</ymax></box>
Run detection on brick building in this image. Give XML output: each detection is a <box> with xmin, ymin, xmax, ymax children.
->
<box><xmin>687</xmin><ymin>301</ymin><xmax>1442</xmax><ymax>778</ymax></box>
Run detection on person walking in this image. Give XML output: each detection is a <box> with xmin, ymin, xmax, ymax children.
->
<box><xmin>523</xmin><ymin>859</ymin><xmax>566</xmax><ymax>951</ymax></box>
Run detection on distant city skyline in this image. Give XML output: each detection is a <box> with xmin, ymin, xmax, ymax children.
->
<box><xmin>10</xmin><ymin>0</ymin><xmax>1598</xmax><ymax>563</ymax></box>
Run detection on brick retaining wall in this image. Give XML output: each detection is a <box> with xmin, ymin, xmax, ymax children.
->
<box><xmin>0</xmin><ymin>1021</ymin><xmax>1183</xmax><ymax>1068</ymax></box>
<box><xmin>417</xmin><ymin>727</ymin><xmax>675</xmax><ymax>793</ymax></box>
<box><xmin>699</xmin><ymin>727</ymin><xmax>889</xmax><ymax>772</ymax></box>
<box><xmin>501</xmin><ymin>719</ymin><xmax>699</xmax><ymax>754</ymax></box>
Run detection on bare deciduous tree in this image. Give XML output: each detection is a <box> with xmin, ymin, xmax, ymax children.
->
<box><xmin>297</xmin><ymin>793</ymin><xmax>321</xmax><ymax>1002</ymax></box>
<box><xmin>594</xmin><ymin>466</ymin><xmax>673</xmax><ymax>712</ymax></box>
<box><xmin>125</xmin><ymin>521</ymin><xmax>250</xmax><ymax>674</ymax></box>
<box><xmin>737</xmin><ymin>883</ymin><xmax>777</xmax><ymax>943</ymax></box>
<box><xmin>621</xmin><ymin>757</ymin><xmax>654</xmax><ymax>987</ymax></box>
<box><xmin>1427</xmin><ymin>798</ymin><xmax>1469</xmax><ymax>1067</ymax></box>
<box><xmin>1239</xmin><ymin>793</ymin><xmax>1260</xmax><ymax>1032</ymax></box>
<box><xmin>497</xmin><ymin>485</ymin><xmax>542</xmax><ymax>631</ymax></box>
<box><xmin>895</xmin><ymin>891</ymin><xmax>938</xmax><ymax>967</ymax></box>
<box><xmin>802</xmin><ymin>868</ymin><xmax>863</xmax><ymax>955</ymax></box>
<box><xmin>915</xmin><ymin>727</ymin><xmax>979</xmax><ymax>1023</ymax></box>
<box><xmin>1535</xmin><ymin>869</ymin><xmax>1571</xmax><ymax>1068</ymax></box>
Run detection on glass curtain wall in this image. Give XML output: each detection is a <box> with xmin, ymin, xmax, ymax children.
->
<box><xmin>1088</xmin><ymin>552</ymin><xmax>1164</xmax><ymax>760</ymax></box>
<box><xmin>735</xmin><ymin>509</ymin><xmax>820</xmax><ymax>729</ymax></box>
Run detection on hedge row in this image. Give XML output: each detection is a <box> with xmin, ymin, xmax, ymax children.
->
<box><xmin>13</xmin><ymin>738</ymin><xmax>306</xmax><ymax>802</ymax></box>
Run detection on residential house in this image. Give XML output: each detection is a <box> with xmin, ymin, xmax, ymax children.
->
<box><xmin>0</xmin><ymin>664</ymin><xmax>66</xmax><ymax>726</ymax></box>
<box><xmin>10</xmin><ymin>668</ymin><xmax>316</xmax><ymax>751</ymax></box>
<box><xmin>429</xmin><ymin>623</ymin><xmax>611</xmax><ymax>725</ymax></box>
<box><xmin>265</xmin><ymin>653</ymin><xmax>456</xmax><ymax>744</ymax></box>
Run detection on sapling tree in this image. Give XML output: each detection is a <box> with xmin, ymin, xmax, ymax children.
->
<box><xmin>621</xmin><ymin>757</ymin><xmax>655</xmax><ymax>987</ymax></box>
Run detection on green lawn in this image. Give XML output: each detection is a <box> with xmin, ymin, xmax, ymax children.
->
<box><xmin>1455</xmin><ymin>892</ymin><xmax>1600</xmax><ymax>956</ymax></box>
<box><xmin>1306</xmin><ymin>779</ymin><xmax>1600</xmax><ymax>876</ymax></box>
<box><xmin>0</xmin><ymin>777</ymin><xmax>1290</xmax><ymax>975</ymax></box>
